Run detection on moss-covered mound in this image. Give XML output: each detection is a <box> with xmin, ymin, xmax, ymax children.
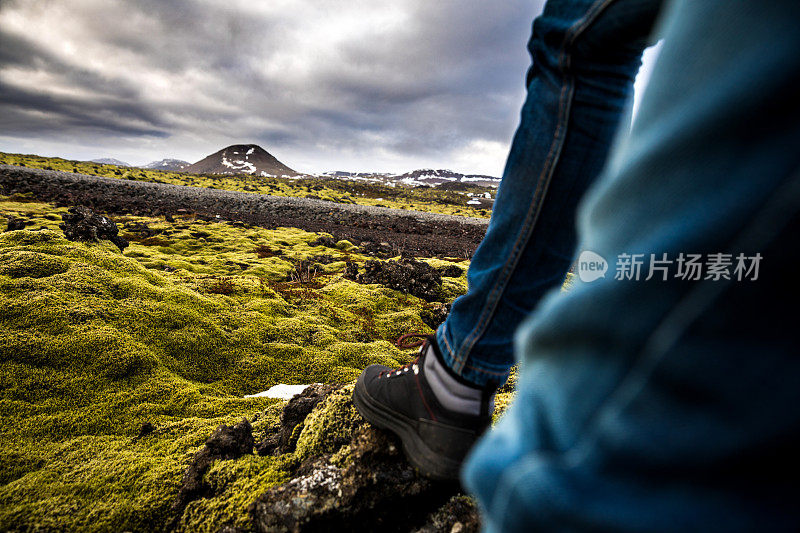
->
<box><xmin>0</xmin><ymin>197</ymin><xmax>472</xmax><ymax>531</ymax></box>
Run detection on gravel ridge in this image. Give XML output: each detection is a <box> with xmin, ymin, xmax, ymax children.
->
<box><xmin>0</xmin><ymin>165</ymin><xmax>489</xmax><ymax>257</ymax></box>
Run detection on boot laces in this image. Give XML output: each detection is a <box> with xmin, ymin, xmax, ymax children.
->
<box><xmin>378</xmin><ymin>332</ymin><xmax>429</xmax><ymax>378</ymax></box>
<box><xmin>395</xmin><ymin>332</ymin><xmax>428</xmax><ymax>349</ymax></box>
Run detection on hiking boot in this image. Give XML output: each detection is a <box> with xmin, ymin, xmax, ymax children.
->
<box><xmin>353</xmin><ymin>335</ymin><xmax>494</xmax><ymax>480</ymax></box>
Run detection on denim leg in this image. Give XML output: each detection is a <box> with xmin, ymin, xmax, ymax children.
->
<box><xmin>437</xmin><ymin>0</ymin><xmax>664</xmax><ymax>387</ymax></box>
<box><xmin>464</xmin><ymin>0</ymin><xmax>800</xmax><ymax>530</ymax></box>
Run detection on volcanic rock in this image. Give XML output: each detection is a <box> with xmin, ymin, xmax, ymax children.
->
<box><xmin>420</xmin><ymin>303</ymin><xmax>451</xmax><ymax>330</ymax></box>
<box><xmin>5</xmin><ymin>216</ymin><xmax>28</xmax><ymax>232</ymax></box>
<box><xmin>59</xmin><ymin>206</ymin><xmax>128</xmax><ymax>252</ymax></box>
<box><xmin>256</xmin><ymin>383</ymin><xmax>338</xmax><ymax>456</ymax></box>
<box><xmin>437</xmin><ymin>265</ymin><xmax>464</xmax><ymax>278</ymax></box>
<box><xmin>173</xmin><ymin>419</ymin><xmax>254</xmax><ymax>514</ymax></box>
<box><xmin>345</xmin><ymin>258</ymin><xmax>442</xmax><ymax>301</ymax></box>
<box><xmin>248</xmin><ymin>386</ymin><xmax>462</xmax><ymax>533</ymax></box>
<box><xmin>413</xmin><ymin>495</ymin><xmax>480</xmax><ymax>533</ymax></box>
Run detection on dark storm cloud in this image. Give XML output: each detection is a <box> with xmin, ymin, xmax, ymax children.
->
<box><xmin>0</xmin><ymin>27</ymin><xmax>170</xmax><ymax>137</ymax></box>
<box><xmin>0</xmin><ymin>85</ymin><xmax>169</xmax><ymax>137</ymax></box>
<box><xmin>0</xmin><ymin>0</ymin><xmax>543</xmax><ymax>171</ymax></box>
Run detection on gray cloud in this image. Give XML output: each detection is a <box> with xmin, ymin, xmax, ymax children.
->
<box><xmin>0</xmin><ymin>0</ymin><xmax>544</xmax><ymax>173</ymax></box>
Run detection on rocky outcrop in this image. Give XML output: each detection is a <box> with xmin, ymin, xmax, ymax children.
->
<box><xmin>413</xmin><ymin>495</ymin><xmax>480</xmax><ymax>533</ymax></box>
<box><xmin>420</xmin><ymin>303</ymin><xmax>452</xmax><ymax>330</ymax></box>
<box><xmin>256</xmin><ymin>383</ymin><xmax>338</xmax><ymax>456</ymax></box>
<box><xmin>345</xmin><ymin>258</ymin><xmax>443</xmax><ymax>302</ymax></box>
<box><xmin>354</xmin><ymin>241</ymin><xmax>397</xmax><ymax>259</ymax></box>
<box><xmin>59</xmin><ymin>206</ymin><xmax>128</xmax><ymax>252</ymax></box>
<box><xmin>5</xmin><ymin>216</ymin><xmax>28</xmax><ymax>231</ymax></box>
<box><xmin>436</xmin><ymin>265</ymin><xmax>464</xmax><ymax>278</ymax></box>
<box><xmin>250</xmin><ymin>426</ymin><xmax>461</xmax><ymax>533</ymax></box>
<box><xmin>173</xmin><ymin>419</ymin><xmax>255</xmax><ymax>516</ymax></box>
<box><xmin>247</xmin><ymin>384</ymin><xmax>475</xmax><ymax>533</ymax></box>
<box><xmin>170</xmin><ymin>383</ymin><xmax>480</xmax><ymax>532</ymax></box>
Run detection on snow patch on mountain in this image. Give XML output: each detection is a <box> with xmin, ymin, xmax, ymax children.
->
<box><xmin>221</xmin><ymin>154</ymin><xmax>256</xmax><ymax>173</ymax></box>
<box><xmin>184</xmin><ymin>144</ymin><xmax>296</xmax><ymax>177</ymax></box>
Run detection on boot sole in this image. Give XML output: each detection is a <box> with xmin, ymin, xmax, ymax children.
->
<box><xmin>353</xmin><ymin>376</ymin><xmax>462</xmax><ymax>481</ymax></box>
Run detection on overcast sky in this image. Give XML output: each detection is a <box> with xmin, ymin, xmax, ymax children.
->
<box><xmin>0</xmin><ymin>1</ymin><xmax>659</xmax><ymax>175</ymax></box>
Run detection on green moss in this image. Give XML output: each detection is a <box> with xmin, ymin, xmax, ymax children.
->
<box><xmin>0</xmin><ymin>249</ymin><xmax>71</xmax><ymax>278</ymax></box>
<box><xmin>334</xmin><ymin>239</ymin><xmax>357</xmax><ymax>252</ymax></box>
<box><xmin>0</xmin><ymin>198</ymin><xmax>471</xmax><ymax>531</ymax></box>
<box><xmin>177</xmin><ymin>455</ymin><xmax>288</xmax><ymax>533</ymax></box>
<box><xmin>293</xmin><ymin>384</ymin><xmax>361</xmax><ymax>462</ymax></box>
<box><xmin>493</xmin><ymin>392</ymin><xmax>515</xmax><ymax>424</ymax></box>
<box><xmin>439</xmin><ymin>276</ymin><xmax>468</xmax><ymax>302</ymax></box>
<box><xmin>321</xmin><ymin>260</ymin><xmax>347</xmax><ymax>274</ymax></box>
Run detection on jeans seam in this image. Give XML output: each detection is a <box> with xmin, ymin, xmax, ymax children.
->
<box><xmin>463</xmin><ymin>363</ymin><xmax>509</xmax><ymax>376</ymax></box>
<box><xmin>451</xmin><ymin>0</ymin><xmax>619</xmax><ymax>374</ymax></box>
<box><xmin>440</xmin><ymin>325</ymin><xmax>509</xmax><ymax>376</ymax></box>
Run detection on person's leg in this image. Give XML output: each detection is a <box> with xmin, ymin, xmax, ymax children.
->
<box><xmin>464</xmin><ymin>0</ymin><xmax>800</xmax><ymax>529</ymax></box>
<box><xmin>354</xmin><ymin>0</ymin><xmax>665</xmax><ymax>480</ymax></box>
<box><xmin>437</xmin><ymin>0</ymin><xmax>664</xmax><ymax>387</ymax></box>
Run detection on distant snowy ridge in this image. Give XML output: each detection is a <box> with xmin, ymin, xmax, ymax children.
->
<box><xmin>88</xmin><ymin>148</ymin><xmax>499</xmax><ymax>189</ymax></box>
<box><xmin>319</xmin><ymin>168</ymin><xmax>501</xmax><ymax>188</ymax></box>
<box><xmin>143</xmin><ymin>159</ymin><xmax>191</xmax><ymax>172</ymax></box>
<box><xmin>90</xmin><ymin>158</ymin><xmax>130</xmax><ymax>167</ymax></box>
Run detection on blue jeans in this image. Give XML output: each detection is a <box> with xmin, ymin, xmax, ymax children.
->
<box><xmin>461</xmin><ymin>0</ymin><xmax>800</xmax><ymax>531</ymax></box>
<box><xmin>436</xmin><ymin>0</ymin><xmax>663</xmax><ymax>387</ymax></box>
